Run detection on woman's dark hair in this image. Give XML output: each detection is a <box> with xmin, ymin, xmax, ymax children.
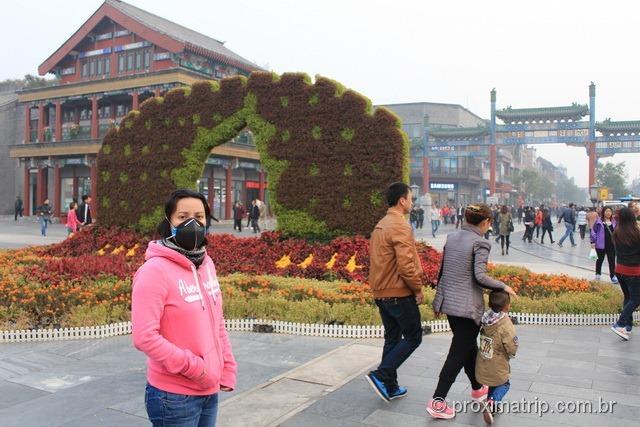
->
<box><xmin>500</xmin><ymin>205</ymin><xmax>508</xmax><ymax>214</ymax></box>
<box><xmin>612</xmin><ymin>207</ymin><xmax>640</xmax><ymax>247</ymax></box>
<box><xmin>69</xmin><ymin>202</ymin><xmax>76</xmax><ymax>211</ymax></box>
<box><xmin>386</xmin><ymin>182</ymin><xmax>411</xmax><ymax>207</ymax></box>
<box><xmin>465</xmin><ymin>203</ymin><xmax>492</xmax><ymax>225</ymax></box>
<box><xmin>157</xmin><ymin>189</ymin><xmax>211</xmax><ymax>238</ymax></box>
<box><xmin>543</xmin><ymin>208</ymin><xmax>550</xmax><ymax>219</ymax></box>
<box><xmin>600</xmin><ymin>206</ymin><xmax>613</xmax><ymax>221</ymax></box>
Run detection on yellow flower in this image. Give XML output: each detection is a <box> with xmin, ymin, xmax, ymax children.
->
<box><xmin>298</xmin><ymin>254</ymin><xmax>313</xmax><ymax>269</ymax></box>
<box><xmin>111</xmin><ymin>245</ymin><xmax>125</xmax><ymax>255</ymax></box>
<box><xmin>275</xmin><ymin>254</ymin><xmax>292</xmax><ymax>269</ymax></box>
<box><xmin>345</xmin><ymin>254</ymin><xmax>363</xmax><ymax>273</ymax></box>
<box><xmin>96</xmin><ymin>248</ymin><xmax>105</xmax><ymax>256</ymax></box>
<box><xmin>126</xmin><ymin>247</ymin><xmax>136</xmax><ymax>257</ymax></box>
<box><xmin>325</xmin><ymin>253</ymin><xmax>338</xmax><ymax>270</ymax></box>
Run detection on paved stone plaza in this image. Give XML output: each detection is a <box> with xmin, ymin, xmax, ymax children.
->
<box><xmin>0</xmin><ymin>216</ymin><xmax>630</xmax><ymax>426</ymax></box>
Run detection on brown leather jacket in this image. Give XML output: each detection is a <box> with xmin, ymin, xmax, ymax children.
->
<box><xmin>369</xmin><ymin>209</ymin><xmax>423</xmax><ymax>299</ymax></box>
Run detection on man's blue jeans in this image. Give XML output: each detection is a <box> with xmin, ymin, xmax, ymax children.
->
<box><xmin>373</xmin><ymin>296</ymin><xmax>422</xmax><ymax>390</ymax></box>
<box><xmin>39</xmin><ymin>216</ymin><xmax>48</xmax><ymax>236</ymax></box>
<box><xmin>488</xmin><ymin>380</ymin><xmax>510</xmax><ymax>402</ymax></box>
<box><xmin>559</xmin><ymin>223</ymin><xmax>575</xmax><ymax>246</ymax></box>
<box><xmin>431</xmin><ymin>220</ymin><xmax>440</xmax><ymax>237</ymax></box>
<box><xmin>145</xmin><ymin>383</ymin><xmax>218</xmax><ymax>427</ymax></box>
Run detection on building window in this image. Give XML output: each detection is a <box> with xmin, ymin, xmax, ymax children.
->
<box><xmin>105</xmin><ymin>57</ymin><xmax>110</xmax><ymax>75</ymax></box>
<box><xmin>127</xmin><ymin>53</ymin><xmax>134</xmax><ymax>71</ymax></box>
<box><xmin>135</xmin><ymin>51</ymin><xmax>142</xmax><ymax>70</ymax></box>
<box><xmin>144</xmin><ymin>50</ymin><xmax>151</xmax><ymax>69</ymax></box>
<box><xmin>118</xmin><ymin>55</ymin><xmax>125</xmax><ymax>73</ymax></box>
<box><xmin>96</xmin><ymin>59</ymin><xmax>102</xmax><ymax>75</ymax></box>
<box><xmin>81</xmin><ymin>62</ymin><xmax>89</xmax><ymax>77</ymax></box>
<box><xmin>89</xmin><ymin>60</ymin><xmax>96</xmax><ymax>76</ymax></box>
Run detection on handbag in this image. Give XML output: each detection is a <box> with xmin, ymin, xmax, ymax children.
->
<box><xmin>508</xmin><ymin>219</ymin><xmax>514</xmax><ymax>232</ymax></box>
<box><xmin>589</xmin><ymin>248</ymin><xmax>597</xmax><ymax>261</ymax></box>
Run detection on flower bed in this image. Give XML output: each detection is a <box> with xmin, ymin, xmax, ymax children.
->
<box><xmin>0</xmin><ymin>227</ymin><xmax>619</xmax><ymax>329</ymax></box>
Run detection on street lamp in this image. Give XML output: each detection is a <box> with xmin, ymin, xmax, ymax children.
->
<box><xmin>410</xmin><ymin>184</ymin><xmax>419</xmax><ymax>201</ymax></box>
<box><xmin>589</xmin><ymin>186</ymin><xmax>599</xmax><ymax>207</ymax></box>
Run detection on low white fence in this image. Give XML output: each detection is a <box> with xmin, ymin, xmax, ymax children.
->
<box><xmin>1</xmin><ymin>312</ymin><xmax>638</xmax><ymax>343</ymax></box>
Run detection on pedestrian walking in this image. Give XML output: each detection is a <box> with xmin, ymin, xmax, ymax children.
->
<box><xmin>558</xmin><ymin>203</ymin><xmax>577</xmax><ymax>247</ymax></box>
<box><xmin>14</xmin><ymin>196</ymin><xmax>23</xmax><ymax>221</ymax></box>
<box><xmin>233</xmin><ymin>202</ymin><xmax>245</xmax><ymax>232</ymax></box>
<box><xmin>76</xmin><ymin>194</ymin><xmax>93</xmax><ymax>227</ymax></box>
<box><xmin>249</xmin><ymin>200</ymin><xmax>261</xmax><ymax>233</ymax></box>
<box><xmin>65</xmin><ymin>202</ymin><xmax>81</xmax><ymax>237</ymax></box>
<box><xmin>409</xmin><ymin>206</ymin><xmax>418</xmax><ymax>230</ymax></box>
<box><xmin>456</xmin><ymin>205</ymin><xmax>464</xmax><ymax>229</ymax></box>
<box><xmin>534</xmin><ymin>207</ymin><xmax>543</xmax><ymax>239</ymax></box>
<box><xmin>366</xmin><ymin>182</ymin><xmax>424</xmax><ymax>402</ymax></box>
<box><xmin>590</xmin><ymin>206</ymin><xmax>618</xmax><ymax>283</ymax></box>
<box><xmin>610</xmin><ymin>207</ymin><xmax>640</xmax><ymax>341</ymax></box>
<box><xmin>431</xmin><ymin>204</ymin><xmax>441</xmax><ymax>238</ymax></box>
<box><xmin>516</xmin><ymin>206</ymin><xmax>523</xmax><ymax>225</ymax></box>
<box><xmin>498</xmin><ymin>205</ymin><xmax>513</xmax><ymax>256</ymax></box>
<box><xmin>256</xmin><ymin>198</ymin><xmax>267</xmax><ymax>230</ymax></box>
<box><xmin>417</xmin><ymin>205</ymin><xmax>425</xmax><ymax>229</ymax></box>
<box><xmin>427</xmin><ymin>204</ymin><xmax>517</xmax><ymax>419</ymax></box>
<box><xmin>476</xmin><ymin>291</ymin><xmax>519</xmax><ymax>425</ymax></box>
<box><xmin>493</xmin><ymin>207</ymin><xmax>501</xmax><ymax>243</ymax></box>
<box><xmin>132</xmin><ymin>189</ymin><xmax>237</xmax><ymax>427</ymax></box>
<box><xmin>36</xmin><ymin>199</ymin><xmax>53</xmax><ymax>236</ymax></box>
<box><xmin>577</xmin><ymin>207</ymin><xmax>588</xmax><ymax>240</ymax></box>
<box><xmin>522</xmin><ymin>207</ymin><xmax>534</xmax><ymax>243</ymax></box>
<box><xmin>540</xmin><ymin>208</ymin><xmax>555</xmax><ymax>244</ymax></box>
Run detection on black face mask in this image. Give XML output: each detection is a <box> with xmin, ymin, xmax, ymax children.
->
<box><xmin>169</xmin><ymin>218</ymin><xmax>206</xmax><ymax>250</ymax></box>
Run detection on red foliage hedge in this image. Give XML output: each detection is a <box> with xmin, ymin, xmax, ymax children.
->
<box><xmin>39</xmin><ymin>228</ymin><xmax>441</xmax><ymax>286</ymax></box>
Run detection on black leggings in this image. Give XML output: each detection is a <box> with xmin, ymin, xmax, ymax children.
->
<box><xmin>596</xmin><ymin>245</ymin><xmax>616</xmax><ymax>278</ymax></box>
<box><xmin>500</xmin><ymin>234</ymin><xmax>510</xmax><ymax>250</ymax></box>
<box><xmin>540</xmin><ymin>228</ymin><xmax>554</xmax><ymax>243</ymax></box>
<box><xmin>433</xmin><ymin>315</ymin><xmax>483</xmax><ymax>399</ymax></box>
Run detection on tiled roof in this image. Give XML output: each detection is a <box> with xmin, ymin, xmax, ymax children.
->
<box><xmin>106</xmin><ymin>0</ymin><xmax>260</xmax><ymax>71</ymax></box>
<box><xmin>428</xmin><ymin>126</ymin><xmax>489</xmax><ymax>139</ymax></box>
<box><xmin>0</xmin><ymin>92</ymin><xmax>18</xmax><ymax>108</ymax></box>
<box><xmin>496</xmin><ymin>104</ymin><xmax>589</xmax><ymax>122</ymax></box>
<box><xmin>596</xmin><ymin>119</ymin><xmax>640</xmax><ymax>134</ymax></box>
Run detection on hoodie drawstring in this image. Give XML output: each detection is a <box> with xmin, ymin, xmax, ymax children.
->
<box><xmin>191</xmin><ymin>265</ymin><xmax>205</xmax><ymax>311</ymax></box>
<box><xmin>205</xmin><ymin>264</ymin><xmax>218</xmax><ymax>304</ymax></box>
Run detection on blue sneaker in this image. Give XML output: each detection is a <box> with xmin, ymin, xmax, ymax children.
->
<box><xmin>389</xmin><ymin>386</ymin><xmax>408</xmax><ymax>400</ymax></box>
<box><xmin>366</xmin><ymin>371</ymin><xmax>390</xmax><ymax>402</ymax></box>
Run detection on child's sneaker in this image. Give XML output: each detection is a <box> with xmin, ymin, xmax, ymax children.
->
<box><xmin>482</xmin><ymin>399</ymin><xmax>494</xmax><ymax>425</ymax></box>
<box><xmin>365</xmin><ymin>371</ymin><xmax>390</xmax><ymax>402</ymax></box>
<box><xmin>388</xmin><ymin>386</ymin><xmax>407</xmax><ymax>400</ymax></box>
<box><xmin>426</xmin><ymin>398</ymin><xmax>455</xmax><ymax>419</ymax></box>
<box><xmin>611</xmin><ymin>276</ymin><xmax>619</xmax><ymax>284</ymax></box>
<box><xmin>611</xmin><ymin>324</ymin><xmax>630</xmax><ymax>341</ymax></box>
<box><xmin>471</xmin><ymin>385</ymin><xmax>489</xmax><ymax>401</ymax></box>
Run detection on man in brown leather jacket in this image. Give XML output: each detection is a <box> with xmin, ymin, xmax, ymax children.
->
<box><xmin>366</xmin><ymin>182</ymin><xmax>424</xmax><ymax>402</ymax></box>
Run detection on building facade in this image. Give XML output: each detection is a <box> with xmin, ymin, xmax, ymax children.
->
<box><xmin>8</xmin><ymin>0</ymin><xmax>265</xmax><ymax>220</ymax></box>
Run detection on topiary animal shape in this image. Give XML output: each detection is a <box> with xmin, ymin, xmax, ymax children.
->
<box><xmin>97</xmin><ymin>72</ymin><xmax>409</xmax><ymax>240</ymax></box>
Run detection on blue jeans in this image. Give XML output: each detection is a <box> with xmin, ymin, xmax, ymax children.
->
<box><xmin>559</xmin><ymin>223</ymin><xmax>575</xmax><ymax>246</ymax></box>
<box><xmin>617</xmin><ymin>275</ymin><xmax>640</xmax><ymax>330</ymax></box>
<box><xmin>373</xmin><ymin>295</ymin><xmax>422</xmax><ymax>390</ymax></box>
<box><xmin>488</xmin><ymin>380</ymin><xmax>510</xmax><ymax>401</ymax></box>
<box><xmin>431</xmin><ymin>220</ymin><xmax>440</xmax><ymax>237</ymax></box>
<box><xmin>145</xmin><ymin>383</ymin><xmax>218</xmax><ymax>427</ymax></box>
<box><xmin>39</xmin><ymin>216</ymin><xmax>49</xmax><ymax>236</ymax></box>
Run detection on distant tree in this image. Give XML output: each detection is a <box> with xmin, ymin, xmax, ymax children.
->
<box><xmin>556</xmin><ymin>175</ymin><xmax>587</xmax><ymax>204</ymax></box>
<box><xmin>630</xmin><ymin>177</ymin><xmax>640</xmax><ymax>196</ymax></box>
<box><xmin>597</xmin><ymin>161</ymin><xmax>629</xmax><ymax>199</ymax></box>
<box><xmin>0</xmin><ymin>74</ymin><xmax>58</xmax><ymax>92</ymax></box>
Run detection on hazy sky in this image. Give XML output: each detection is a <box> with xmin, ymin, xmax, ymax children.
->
<box><xmin>2</xmin><ymin>0</ymin><xmax>639</xmax><ymax>187</ymax></box>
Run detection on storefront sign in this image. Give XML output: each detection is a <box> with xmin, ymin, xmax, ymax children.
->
<box><xmin>430</xmin><ymin>182</ymin><xmax>457</xmax><ymax>191</ymax></box>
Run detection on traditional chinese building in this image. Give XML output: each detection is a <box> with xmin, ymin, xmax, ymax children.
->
<box><xmin>9</xmin><ymin>0</ymin><xmax>264</xmax><ymax>220</ymax></box>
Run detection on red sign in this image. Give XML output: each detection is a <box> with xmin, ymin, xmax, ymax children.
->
<box><xmin>245</xmin><ymin>181</ymin><xmax>267</xmax><ymax>189</ymax></box>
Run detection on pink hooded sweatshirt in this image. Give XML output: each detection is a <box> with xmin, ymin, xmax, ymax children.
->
<box><xmin>132</xmin><ymin>241</ymin><xmax>237</xmax><ymax>395</ymax></box>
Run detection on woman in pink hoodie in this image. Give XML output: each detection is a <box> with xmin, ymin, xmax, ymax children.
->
<box><xmin>132</xmin><ymin>189</ymin><xmax>236</xmax><ymax>427</ymax></box>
